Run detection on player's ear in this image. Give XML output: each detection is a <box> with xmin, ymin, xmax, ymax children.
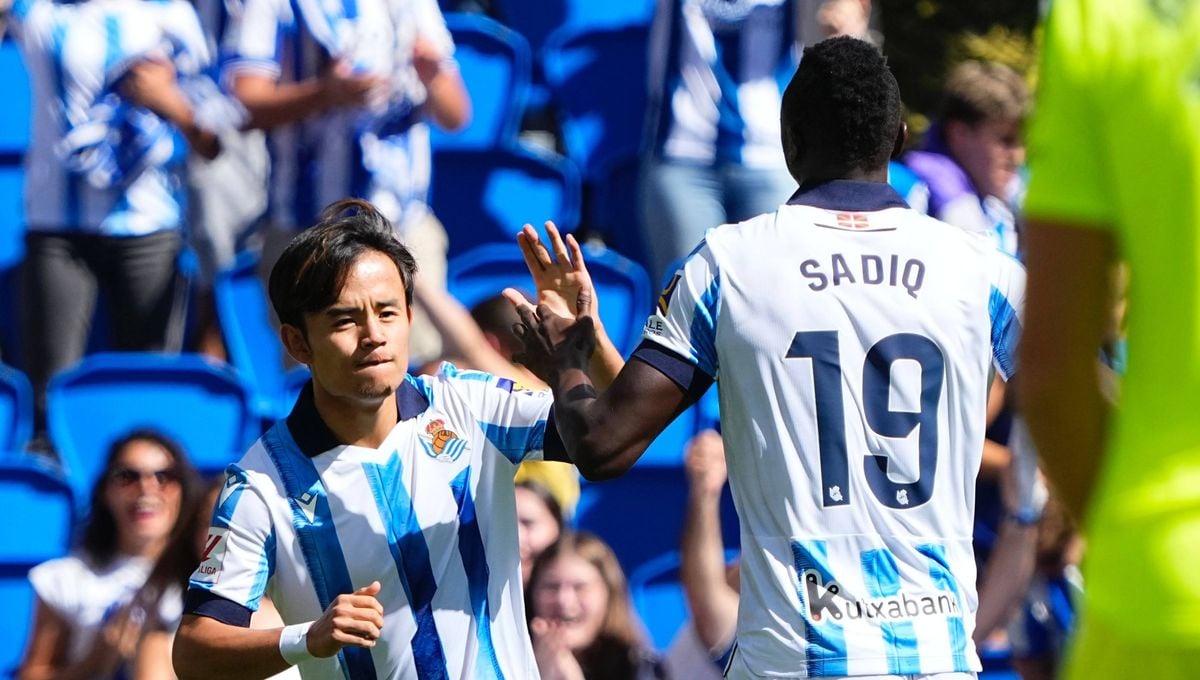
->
<box><xmin>280</xmin><ymin>323</ymin><xmax>313</xmax><ymax>365</ymax></box>
<box><xmin>892</xmin><ymin>120</ymin><xmax>908</xmax><ymax>160</ymax></box>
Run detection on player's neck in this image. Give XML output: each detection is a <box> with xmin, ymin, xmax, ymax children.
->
<box><xmin>312</xmin><ymin>387</ymin><xmax>400</xmax><ymax>449</ymax></box>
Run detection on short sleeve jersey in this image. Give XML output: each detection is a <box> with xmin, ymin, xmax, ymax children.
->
<box><xmin>10</xmin><ymin>0</ymin><xmax>210</xmax><ymax>234</ymax></box>
<box><xmin>639</xmin><ymin>180</ymin><xmax>1024</xmax><ymax>677</ymax></box>
<box><xmin>1023</xmin><ymin>0</ymin><xmax>1200</xmax><ymax>641</ymax></box>
<box><xmin>185</xmin><ymin>367</ymin><xmax>554</xmax><ymax>679</ymax></box>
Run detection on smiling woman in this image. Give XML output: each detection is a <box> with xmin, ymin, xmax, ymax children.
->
<box><xmin>526</xmin><ymin>532</ymin><xmax>667</xmax><ymax>680</ymax></box>
<box><xmin>19</xmin><ymin>430</ymin><xmax>200</xmax><ymax>680</ymax></box>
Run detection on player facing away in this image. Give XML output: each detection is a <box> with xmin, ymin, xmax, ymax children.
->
<box><xmin>515</xmin><ymin>37</ymin><xmax>1024</xmax><ymax>678</ymax></box>
<box><xmin>172</xmin><ymin>199</ymin><xmax>602</xmax><ymax>679</ymax></box>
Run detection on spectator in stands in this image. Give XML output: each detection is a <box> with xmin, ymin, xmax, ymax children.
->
<box><xmin>904</xmin><ymin>60</ymin><xmax>1030</xmax><ymax>256</ymax></box>
<box><xmin>527</xmin><ymin>531</ymin><xmax>667</xmax><ymax>680</ymax></box>
<box><xmin>0</xmin><ymin>0</ymin><xmax>223</xmax><ymax>435</ymax></box>
<box><xmin>130</xmin><ymin>477</ymin><xmax>299</xmax><ymax>680</ymax></box>
<box><xmin>516</xmin><ymin>479</ymin><xmax>564</xmax><ymax>586</ymax></box>
<box><xmin>665</xmin><ymin>429</ymin><xmax>736</xmax><ymax>680</ymax></box>
<box><xmin>225</xmin><ymin>0</ymin><xmax>471</xmax><ymax>366</ymax></box>
<box><xmin>19</xmin><ymin>430</ymin><xmax>200</xmax><ymax>680</ymax></box>
<box><xmin>639</xmin><ymin>0</ymin><xmax>806</xmax><ymax>283</ymax></box>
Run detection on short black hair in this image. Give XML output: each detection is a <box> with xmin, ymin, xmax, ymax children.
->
<box><xmin>269</xmin><ymin>198</ymin><xmax>418</xmax><ymax>332</ymax></box>
<box><xmin>781</xmin><ymin>36</ymin><xmax>901</xmax><ymax>181</ymax></box>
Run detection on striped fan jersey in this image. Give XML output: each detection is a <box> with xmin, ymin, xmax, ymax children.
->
<box><xmin>647</xmin><ymin>0</ymin><xmax>796</xmax><ymax>169</ymax></box>
<box><xmin>634</xmin><ymin>180</ymin><xmax>1025</xmax><ymax>677</ymax></box>
<box><xmin>184</xmin><ymin>365</ymin><xmax>560</xmax><ymax>679</ymax></box>
<box><xmin>223</xmin><ymin>0</ymin><xmax>454</xmax><ymax>231</ymax></box>
<box><xmin>9</xmin><ymin>0</ymin><xmax>210</xmax><ymax>235</ymax></box>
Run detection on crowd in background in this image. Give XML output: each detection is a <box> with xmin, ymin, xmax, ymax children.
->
<box><xmin>0</xmin><ymin>0</ymin><xmax>1103</xmax><ymax>677</ymax></box>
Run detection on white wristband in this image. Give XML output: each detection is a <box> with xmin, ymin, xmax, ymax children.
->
<box><xmin>278</xmin><ymin>621</ymin><xmax>315</xmax><ymax>666</ymax></box>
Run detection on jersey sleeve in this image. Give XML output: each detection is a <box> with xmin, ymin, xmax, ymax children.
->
<box><xmin>988</xmin><ymin>251</ymin><xmax>1026</xmax><ymax>381</ymax></box>
<box><xmin>184</xmin><ymin>465</ymin><xmax>276</xmax><ymax>626</ymax></box>
<box><xmin>1023</xmin><ymin>0</ymin><xmax>1113</xmax><ymax>227</ymax></box>
<box><xmin>221</xmin><ymin>0</ymin><xmax>290</xmax><ymax>81</ymax></box>
<box><xmin>162</xmin><ymin>0</ymin><xmax>212</xmax><ymax>76</ymax></box>
<box><xmin>641</xmin><ymin>239</ymin><xmax>721</xmax><ymax>380</ymax></box>
<box><xmin>413</xmin><ymin>0</ymin><xmax>454</xmax><ymax>58</ymax></box>
<box><xmin>433</xmin><ymin>366</ymin><xmax>555</xmax><ymax>465</ymax></box>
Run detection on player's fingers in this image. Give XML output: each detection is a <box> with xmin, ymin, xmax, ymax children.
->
<box><xmin>516</xmin><ymin>302</ymin><xmax>543</xmax><ymax>338</ymax></box>
<box><xmin>516</xmin><ymin>227</ymin><xmax>545</xmax><ymax>273</ymax></box>
<box><xmin>545</xmin><ymin>221</ymin><xmax>571</xmax><ymax>266</ymax></box>
<box><xmin>332</xmin><ymin>626</ymin><xmax>379</xmax><ymax>648</ymax></box>
<box><xmin>355</xmin><ymin>581</ymin><xmax>381</xmax><ymax>596</ymax></box>
<box><xmin>346</xmin><ymin>594</ymin><xmax>385</xmax><ymax>616</ymax></box>
<box><xmin>566</xmin><ymin>233</ymin><xmax>588</xmax><ymax>274</ymax></box>
<box><xmin>523</xmin><ymin>225</ymin><xmax>554</xmax><ymax>270</ymax></box>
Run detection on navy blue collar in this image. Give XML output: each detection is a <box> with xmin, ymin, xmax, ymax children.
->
<box><xmin>286</xmin><ymin>378</ymin><xmax>431</xmax><ymax>458</ymax></box>
<box><xmin>786</xmin><ymin>179</ymin><xmax>909</xmax><ymax>211</ymax></box>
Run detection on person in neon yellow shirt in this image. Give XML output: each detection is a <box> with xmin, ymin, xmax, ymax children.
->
<box><xmin>1020</xmin><ymin>0</ymin><xmax>1200</xmax><ymax>676</ymax></box>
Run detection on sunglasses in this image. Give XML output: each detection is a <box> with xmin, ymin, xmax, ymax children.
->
<box><xmin>109</xmin><ymin>467</ymin><xmax>180</xmax><ymax>488</ymax></box>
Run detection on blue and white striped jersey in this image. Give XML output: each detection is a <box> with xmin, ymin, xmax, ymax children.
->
<box><xmin>637</xmin><ymin>180</ymin><xmax>1024</xmax><ymax>677</ymax></box>
<box><xmin>10</xmin><ymin>0</ymin><xmax>210</xmax><ymax>235</ymax></box>
<box><xmin>185</xmin><ymin>366</ymin><xmax>556</xmax><ymax>679</ymax></box>
<box><xmin>224</xmin><ymin>0</ymin><xmax>454</xmax><ymax>231</ymax></box>
<box><xmin>647</xmin><ymin>0</ymin><xmax>796</xmax><ymax>169</ymax></box>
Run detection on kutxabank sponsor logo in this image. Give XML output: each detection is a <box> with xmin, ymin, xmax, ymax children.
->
<box><xmin>803</xmin><ymin>570</ymin><xmax>960</xmax><ymax>624</ymax></box>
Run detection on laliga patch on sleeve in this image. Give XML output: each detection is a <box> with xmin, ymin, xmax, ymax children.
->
<box><xmin>194</xmin><ymin>527</ymin><xmax>229</xmax><ymax>583</ymax></box>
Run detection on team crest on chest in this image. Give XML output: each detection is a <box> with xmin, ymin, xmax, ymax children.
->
<box><xmin>420</xmin><ymin>419</ymin><xmax>469</xmax><ymax>462</ymax></box>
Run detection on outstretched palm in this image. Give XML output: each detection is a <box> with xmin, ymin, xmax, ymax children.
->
<box><xmin>508</xmin><ymin>221</ymin><xmax>597</xmax><ymax>323</ymax></box>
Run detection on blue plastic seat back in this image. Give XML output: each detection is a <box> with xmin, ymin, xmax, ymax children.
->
<box><xmin>0</xmin><ymin>39</ymin><xmax>31</xmax><ymax>154</ymax></box>
<box><xmin>542</xmin><ymin>24</ymin><xmax>651</xmax><ymax>183</ymax></box>
<box><xmin>214</xmin><ymin>250</ymin><xmax>289</xmax><ymax>419</ymax></box>
<box><xmin>447</xmin><ymin>241</ymin><xmax>650</xmax><ymax>356</ymax></box>
<box><xmin>574</xmin><ymin>464</ymin><xmax>739</xmax><ymax>579</ymax></box>
<box><xmin>627</xmin><ymin>551</ymin><xmax>687</xmax><ymax>651</ymax></box>
<box><xmin>431</xmin><ymin>13</ymin><xmax>531</xmax><ymax>151</ymax></box>
<box><xmin>493</xmin><ymin>0</ymin><xmax>654</xmax><ymax>53</ymax></box>
<box><xmin>0</xmin><ymin>365</ymin><xmax>32</xmax><ymax>453</ymax></box>
<box><xmin>0</xmin><ymin>163</ymin><xmax>25</xmax><ymax>271</ymax></box>
<box><xmin>0</xmin><ymin>457</ymin><xmax>74</xmax><ymax>676</ymax></box>
<box><xmin>47</xmin><ymin>353</ymin><xmax>259</xmax><ymax>500</ymax></box>
<box><xmin>431</xmin><ymin>147</ymin><xmax>580</xmax><ymax>253</ymax></box>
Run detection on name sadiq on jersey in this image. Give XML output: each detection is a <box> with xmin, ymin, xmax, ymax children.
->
<box><xmin>800</xmin><ymin>253</ymin><xmax>926</xmax><ymax>299</ymax></box>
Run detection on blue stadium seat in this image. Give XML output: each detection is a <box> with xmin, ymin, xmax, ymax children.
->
<box><xmin>447</xmin><ymin>240</ymin><xmax>651</xmax><ymax>355</ymax></box>
<box><xmin>430</xmin><ymin>146</ymin><xmax>581</xmax><ymax>253</ymax></box>
<box><xmin>0</xmin><ymin>364</ymin><xmax>32</xmax><ymax>453</ymax></box>
<box><xmin>574</xmin><ymin>465</ymin><xmax>739</xmax><ymax>578</ymax></box>
<box><xmin>587</xmin><ymin>152</ymin><xmax>649</xmax><ymax>272</ymax></box>
<box><xmin>431</xmin><ymin>13</ymin><xmax>531</xmax><ymax>151</ymax></box>
<box><xmin>0</xmin><ymin>38</ymin><xmax>31</xmax><ymax>154</ymax></box>
<box><xmin>46</xmin><ymin>352</ymin><xmax>259</xmax><ymax>500</ymax></box>
<box><xmin>628</xmin><ymin>551</ymin><xmax>688</xmax><ymax>651</ymax></box>
<box><xmin>213</xmin><ymin>250</ymin><xmax>290</xmax><ymax>419</ymax></box>
<box><xmin>0</xmin><ymin>456</ymin><xmax>73</xmax><ymax>677</ymax></box>
<box><xmin>0</xmin><ymin>163</ymin><xmax>25</xmax><ymax>271</ymax></box>
<box><xmin>542</xmin><ymin>24</ymin><xmax>650</xmax><ymax>184</ymax></box>
<box><xmin>493</xmin><ymin>0</ymin><xmax>654</xmax><ymax>55</ymax></box>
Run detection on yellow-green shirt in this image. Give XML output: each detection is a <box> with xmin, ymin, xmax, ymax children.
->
<box><xmin>1024</xmin><ymin>0</ymin><xmax>1200</xmax><ymax>642</ymax></box>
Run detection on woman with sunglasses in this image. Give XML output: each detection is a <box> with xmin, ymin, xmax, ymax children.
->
<box><xmin>19</xmin><ymin>429</ymin><xmax>200</xmax><ymax>680</ymax></box>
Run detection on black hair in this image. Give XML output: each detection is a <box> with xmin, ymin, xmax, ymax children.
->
<box><xmin>268</xmin><ymin>198</ymin><xmax>418</xmax><ymax>333</ymax></box>
<box><xmin>516</xmin><ymin>478</ymin><xmax>565</xmax><ymax>532</ymax></box>
<box><xmin>780</xmin><ymin>36</ymin><xmax>902</xmax><ymax>182</ymax></box>
<box><xmin>471</xmin><ymin>292</ymin><xmax>530</xmax><ymax>360</ymax></box>
<box><xmin>81</xmin><ymin>429</ymin><xmax>200</xmax><ymax>568</ymax></box>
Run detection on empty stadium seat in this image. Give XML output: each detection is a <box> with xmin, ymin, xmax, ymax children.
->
<box><xmin>542</xmin><ymin>24</ymin><xmax>650</xmax><ymax>183</ymax></box>
<box><xmin>0</xmin><ymin>38</ymin><xmax>31</xmax><ymax>154</ymax></box>
<box><xmin>213</xmin><ymin>250</ymin><xmax>291</xmax><ymax>419</ymax></box>
<box><xmin>430</xmin><ymin>146</ymin><xmax>581</xmax><ymax>252</ymax></box>
<box><xmin>628</xmin><ymin>551</ymin><xmax>688</xmax><ymax>651</ymax></box>
<box><xmin>0</xmin><ymin>456</ymin><xmax>73</xmax><ymax>677</ymax></box>
<box><xmin>431</xmin><ymin>13</ymin><xmax>531</xmax><ymax>151</ymax></box>
<box><xmin>574</xmin><ymin>464</ymin><xmax>739</xmax><ymax>579</ymax></box>
<box><xmin>447</xmin><ymin>240</ymin><xmax>652</xmax><ymax>355</ymax></box>
<box><xmin>46</xmin><ymin>352</ymin><xmax>259</xmax><ymax>499</ymax></box>
<box><xmin>0</xmin><ymin>364</ymin><xmax>32</xmax><ymax>453</ymax></box>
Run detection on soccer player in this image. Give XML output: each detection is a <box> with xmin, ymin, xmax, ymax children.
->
<box><xmin>171</xmin><ymin>199</ymin><xmax>615</xmax><ymax>679</ymax></box>
<box><xmin>516</xmin><ymin>36</ymin><xmax>1024</xmax><ymax>677</ymax></box>
<box><xmin>1019</xmin><ymin>0</ymin><xmax>1200</xmax><ymax>675</ymax></box>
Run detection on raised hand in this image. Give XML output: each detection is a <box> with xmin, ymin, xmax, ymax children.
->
<box><xmin>530</xmin><ymin>617</ymin><xmax>586</xmax><ymax>680</ymax></box>
<box><xmin>320</xmin><ymin>60</ymin><xmax>388</xmax><ymax>109</ymax></box>
<box><xmin>684</xmin><ymin>429</ymin><xmax>727</xmax><ymax>499</ymax></box>
<box><xmin>511</xmin><ymin>303</ymin><xmax>596</xmax><ymax>384</ymax></box>
<box><xmin>505</xmin><ymin>222</ymin><xmax>597</xmax><ymax>324</ymax></box>
<box><xmin>305</xmin><ymin>581</ymin><xmax>385</xmax><ymax>657</ymax></box>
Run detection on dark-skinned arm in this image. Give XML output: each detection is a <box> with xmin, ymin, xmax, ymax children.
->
<box><xmin>517</xmin><ymin>309</ymin><xmax>701</xmax><ymax>481</ymax></box>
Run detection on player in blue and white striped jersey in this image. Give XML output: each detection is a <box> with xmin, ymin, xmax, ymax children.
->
<box><xmin>519</xmin><ymin>37</ymin><xmax>1024</xmax><ymax>678</ymax></box>
<box><xmin>173</xmin><ymin>199</ymin><xmax>618</xmax><ymax>680</ymax></box>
